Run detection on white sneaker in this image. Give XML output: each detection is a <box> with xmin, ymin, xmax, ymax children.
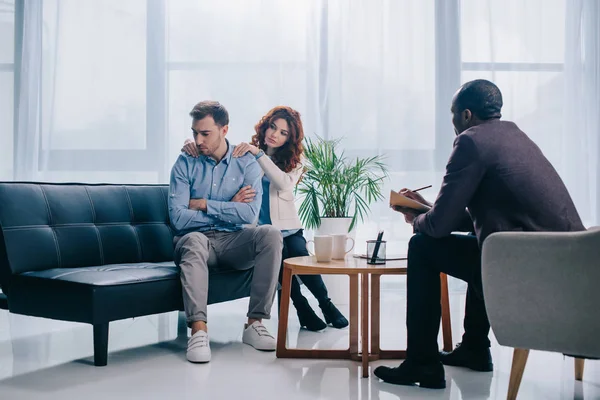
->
<box><xmin>187</xmin><ymin>330</ymin><xmax>211</xmax><ymax>363</ymax></box>
<box><xmin>242</xmin><ymin>321</ymin><xmax>276</xmax><ymax>351</ymax></box>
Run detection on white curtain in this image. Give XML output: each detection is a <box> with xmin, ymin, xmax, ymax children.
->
<box><xmin>460</xmin><ymin>0</ymin><xmax>600</xmax><ymax>227</ymax></box>
<box><xmin>6</xmin><ymin>0</ymin><xmax>600</xmax><ymax>246</ymax></box>
<box><xmin>0</xmin><ymin>0</ymin><xmax>16</xmax><ymax>180</ymax></box>
<box><xmin>564</xmin><ymin>0</ymin><xmax>600</xmax><ymax>225</ymax></box>
<box><xmin>14</xmin><ymin>0</ymin><xmax>47</xmax><ymax>180</ymax></box>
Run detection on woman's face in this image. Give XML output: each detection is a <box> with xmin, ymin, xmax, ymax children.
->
<box><xmin>264</xmin><ymin>118</ymin><xmax>290</xmax><ymax>149</ymax></box>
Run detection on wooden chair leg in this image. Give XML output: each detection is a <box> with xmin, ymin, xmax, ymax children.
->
<box><xmin>575</xmin><ymin>358</ymin><xmax>585</xmax><ymax>381</ymax></box>
<box><xmin>507</xmin><ymin>348</ymin><xmax>529</xmax><ymax>400</ymax></box>
<box><xmin>440</xmin><ymin>273</ymin><xmax>453</xmax><ymax>352</ymax></box>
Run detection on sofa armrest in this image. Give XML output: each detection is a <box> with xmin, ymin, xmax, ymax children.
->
<box><xmin>482</xmin><ymin>229</ymin><xmax>600</xmax><ymax>358</ymax></box>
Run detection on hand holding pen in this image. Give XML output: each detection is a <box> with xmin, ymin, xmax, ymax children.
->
<box><xmin>399</xmin><ymin>185</ymin><xmax>432</xmax><ymax>208</ymax></box>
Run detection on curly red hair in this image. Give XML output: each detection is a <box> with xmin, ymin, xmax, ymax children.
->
<box><xmin>251</xmin><ymin>106</ymin><xmax>304</xmax><ymax>173</ymax></box>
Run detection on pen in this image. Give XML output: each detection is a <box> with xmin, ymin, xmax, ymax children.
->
<box><xmin>370</xmin><ymin>230</ymin><xmax>384</xmax><ymax>264</ymax></box>
<box><xmin>412</xmin><ymin>185</ymin><xmax>432</xmax><ymax>193</ymax></box>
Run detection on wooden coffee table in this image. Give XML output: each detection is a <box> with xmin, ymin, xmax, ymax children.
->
<box><xmin>276</xmin><ymin>256</ymin><xmax>453</xmax><ymax>377</ymax></box>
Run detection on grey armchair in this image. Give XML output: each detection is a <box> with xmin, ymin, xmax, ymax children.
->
<box><xmin>482</xmin><ymin>228</ymin><xmax>600</xmax><ymax>400</ymax></box>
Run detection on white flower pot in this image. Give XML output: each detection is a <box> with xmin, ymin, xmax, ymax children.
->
<box><xmin>316</xmin><ymin>217</ymin><xmax>355</xmax><ymax>305</ymax></box>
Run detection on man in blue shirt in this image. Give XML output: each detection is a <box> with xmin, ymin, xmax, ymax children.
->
<box><xmin>169</xmin><ymin>101</ymin><xmax>282</xmax><ymax>363</ymax></box>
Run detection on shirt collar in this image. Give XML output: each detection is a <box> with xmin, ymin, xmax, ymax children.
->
<box><xmin>222</xmin><ymin>139</ymin><xmax>233</xmax><ymax>165</ymax></box>
<box><xmin>202</xmin><ymin>139</ymin><xmax>233</xmax><ymax>165</ymax></box>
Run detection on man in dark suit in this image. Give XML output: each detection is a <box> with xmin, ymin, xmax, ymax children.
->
<box><xmin>374</xmin><ymin>79</ymin><xmax>584</xmax><ymax>389</ymax></box>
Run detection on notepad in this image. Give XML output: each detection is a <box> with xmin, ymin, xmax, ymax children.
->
<box><xmin>389</xmin><ymin>190</ymin><xmax>431</xmax><ymax>213</ymax></box>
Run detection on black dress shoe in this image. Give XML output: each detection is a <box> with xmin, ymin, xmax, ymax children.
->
<box><xmin>296</xmin><ymin>302</ymin><xmax>327</xmax><ymax>331</ymax></box>
<box><xmin>374</xmin><ymin>360</ymin><xmax>446</xmax><ymax>389</ymax></box>
<box><xmin>319</xmin><ymin>301</ymin><xmax>349</xmax><ymax>329</ymax></box>
<box><xmin>440</xmin><ymin>342</ymin><xmax>493</xmax><ymax>372</ymax></box>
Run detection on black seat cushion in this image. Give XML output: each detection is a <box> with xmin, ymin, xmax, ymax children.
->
<box><xmin>21</xmin><ymin>262</ymin><xmax>178</xmax><ymax>286</ymax></box>
<box><xmin>7</xmin><ymin>262</ymin><xmax>253</xmax><ymax>324</ymax></box>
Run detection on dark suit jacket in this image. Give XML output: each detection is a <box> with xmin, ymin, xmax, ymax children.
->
<box><xmin>413</xmin><ymin>119</ymin><xmax>584</xmax><ymax>246</ymax></box>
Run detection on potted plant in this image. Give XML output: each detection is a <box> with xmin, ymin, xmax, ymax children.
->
<box><xmin>296</xmin><ymin>136</ymin><xmax>388</xmax><ymax>236</ymax></box>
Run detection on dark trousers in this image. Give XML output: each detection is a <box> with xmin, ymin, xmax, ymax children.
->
<box><xmin>407</xmin><ymin>233</ymin><xmax>490</xmax><ymax>364</ymax></box>
<box><xmin>278</xmin><ymin>229</ymin><xmax>330</xmax><ymax>308</ymax></box>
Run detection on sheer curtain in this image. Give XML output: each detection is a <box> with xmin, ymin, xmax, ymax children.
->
<box><xmin>0</xmin><ymin>0</ymin><xmax>15</xmax><ymax>180</ymax></box>
<box><xmin>564</xmin><ymin>0</ymin><xmax>600</xmax><ymax>226</ymax></box>
<box><xmin>460</xmin><ymin>0</ymin><xmax>600</xmax><ymax>227</ymax></box>
<box><xmin>7</xmin><ymin>0</ymin><xmax>600</xmax><ymax>246</ymax></box>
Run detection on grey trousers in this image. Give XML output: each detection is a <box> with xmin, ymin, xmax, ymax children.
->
<box><xmin>173</xmin><ymin>226</ymin><xmax>283</xmax><ymax>325</ymax></box>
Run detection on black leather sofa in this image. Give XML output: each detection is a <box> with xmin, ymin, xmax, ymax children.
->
<box><xmin>0</xmin><ymin>182</ymin><xmax>254</xmax><ymax>366</ymax></box>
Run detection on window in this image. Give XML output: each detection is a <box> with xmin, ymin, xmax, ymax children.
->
<box><xmin>43</xmin><ymin>0</ymin><xmax>147</xmax><ymax>151</ymax></box>
<box><xmin>36</xmin><ymin>0</ymin><xmax>160</xmax><ymax>183</ymax></box>
<box><xmin>165</xmin><ymin>0</ymin><xmax>311</xmax><ymax>169</ymax></box>
<box><xmin>460</xmin><ymin>0</ymin><xmax>566</xmax><ymax>167</ymax></box>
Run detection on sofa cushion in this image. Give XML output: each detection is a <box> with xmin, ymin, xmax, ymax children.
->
<box><xmin>7</xmin><ymin>261</ymin><xmax>254</xmax><ymax>324</ymax></box>
<box><xmin>20</xmin><ymin>262</ymin><xmax>178</xmax><ymax>286</ymax></box>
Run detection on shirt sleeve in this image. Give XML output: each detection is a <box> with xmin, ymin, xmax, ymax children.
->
<box><xmin>168</xmin><ymin>155</ymin><xmax>221</xmax><ymax>233</ymax></box>
<box><xmin>413</xmin><ymin>134</ymin><xmax>484</xmax><ymax>238</ymax></box>
<box><xmin>205</xmin><ymin>158</ymin><xmax>263</xmax><ymax>225</ymax></box>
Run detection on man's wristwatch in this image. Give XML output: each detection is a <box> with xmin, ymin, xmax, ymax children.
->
<box><xmin>255</xmin><ymin>150</ymin><xmax>265</xmax><ymax>159</ymax></box>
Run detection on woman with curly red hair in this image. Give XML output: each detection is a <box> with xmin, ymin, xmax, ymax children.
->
<box><xmin>182</xmin><ymin>106</ymin><xmax>348</xmax><ymax>331</ymax></box>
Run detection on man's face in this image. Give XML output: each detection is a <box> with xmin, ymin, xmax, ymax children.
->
<box><xmin>191</xmin><ymin>116</ymin><xmax>228</xmax><ymax>157</ymax></box>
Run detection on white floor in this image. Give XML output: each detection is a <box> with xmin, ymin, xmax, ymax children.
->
<box><xmin>0</xmin><ymin>278</ymin><xmax>598</xmax><ymax>400</ymax></box>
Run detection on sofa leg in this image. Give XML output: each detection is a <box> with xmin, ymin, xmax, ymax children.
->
<box><xmin>93</xmin><ymin>323</ymin><xmax>109</xmax><ymax>367</ymax></box>
<box><xmin>575</xmin><ymin>358</ymin><xmax>585</xmax><ymax>381</ymax></box>
<box><xmin>507</xmin><ymin>348</ymin><xmax>529</xmax><ymax>400</ymax></box>
<box><xmin>177</xmin><ymin>311</ymin><xmax>188</xmax><ymax>338</ymax></box>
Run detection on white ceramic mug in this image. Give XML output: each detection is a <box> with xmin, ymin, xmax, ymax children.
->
<box><xmin>306</xmin><ymin>235</ymin><xmax>333</xmax><ymax>262</ymax></box>
<box><xmin>331</xmin><ymin>234</ymin><xmax>355</xmax><ymax>259</ymax></box>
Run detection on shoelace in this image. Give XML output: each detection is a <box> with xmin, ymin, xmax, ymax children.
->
<box><xmin>252</xmin><ymin>324</ymin><xmax>274</xmax><ymax>338</ymax></box>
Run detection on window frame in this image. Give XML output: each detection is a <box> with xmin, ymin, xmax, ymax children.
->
<box><xmin>12</xmin><ymin>0</ymin><xmax>168</xmax><ymax>181</ymax></box>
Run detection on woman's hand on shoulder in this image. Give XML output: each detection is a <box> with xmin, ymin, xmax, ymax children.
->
<box><xmin>181</xmin><ymin>138</ymin><xmax>199</xmax><ymax>158</ymax></box>
<box><xmin>232</xmin><ymin>142</ymin><xmax>259</xmax><ymax>158</ymax></box>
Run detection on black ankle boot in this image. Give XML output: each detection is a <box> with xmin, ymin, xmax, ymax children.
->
<box><xmin>295</xmin><ymin>301</ymin><xmax>327</xmax><ymax>331</ymax></box>
<box><xmin>374</xmin><ymin>359</ymin><xmax>446</xmax><ymax>389</ymax></box>
<box><xmin>319</xmin><ymin>300</ymin><xmax>348</xmax><ymax>329</ymax></box>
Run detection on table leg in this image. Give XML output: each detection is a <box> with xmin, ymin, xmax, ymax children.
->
<box><xmin>440</xmin><ymin>273</ymin><xmax>453</xmax><ymax>352</ymax></box>
<box><xmin>276</xmin><ymin>267</ymin><xmax>293</xmax><ymax>357</ymax></box>
<box><xmin>370</xmin><ymin>274</ymin><xmax>381</xmax><ymax>356</ymax></box>
<box><xmin>369</xmin><ymin>273</ymin><xmax>406</xmax><ymax>360</ymax></box>
<box><xmin>349</xmin><ymin>274</ymin><xmax>359</xmax><ymax>355</ymax></box>
<box><xmin>361</xmin><ymin>272</ymin><xmax>369</xmax><ymax>378</ymax></box>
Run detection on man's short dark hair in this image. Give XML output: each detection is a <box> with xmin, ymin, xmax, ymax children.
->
<box><xmin>454</xmin><ymin>79</ymin><xmax>503</xmax><ymax>120</ymax></box>
<box><xmin>189</xmin><ymin>101</ymin><xmax>229</xmax><ymax>127</ymax></box>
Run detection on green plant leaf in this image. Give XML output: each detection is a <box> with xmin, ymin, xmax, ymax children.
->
<box><xmin>296</xmin><ymin>135</ymin><xmax>389</xmax><ymax>231</ymax></box>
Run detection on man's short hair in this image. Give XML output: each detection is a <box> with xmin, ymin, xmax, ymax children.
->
<box><xmin>454</xmin><ymin>79</ymin><xmax>503</xmax><ymax>120</ymax></box>
<box><xmin>189</xmin><ymin>101</ymin><xmax>229</xmax><ymax>127</ymax></box>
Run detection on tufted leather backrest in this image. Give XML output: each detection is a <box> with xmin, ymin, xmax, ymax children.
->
<box><xmin>0</xmin><ymin>182</ymin><xmax>174</xmax><ymax>288</ymax></box>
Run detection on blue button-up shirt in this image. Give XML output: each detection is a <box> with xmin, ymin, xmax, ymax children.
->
<box><xmin>168</xmin><ymin>141</ymin><xmax>263</xmax><ymax>236</ymax></box>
